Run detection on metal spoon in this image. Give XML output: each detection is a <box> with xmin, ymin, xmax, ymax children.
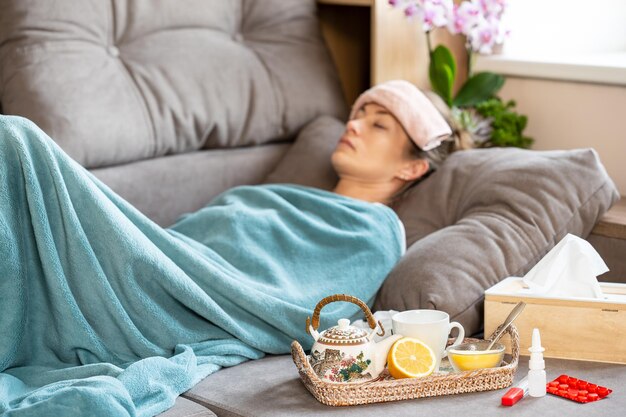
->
<box><xmin>485</xmin><ymin>301</ymin><xmax>526</xmax><ymax>351</ymax></box>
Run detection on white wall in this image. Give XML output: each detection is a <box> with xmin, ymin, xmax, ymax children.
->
<box><xmin>496</xmin><ymin>77</ymin><xmax>626</xmax><ymax>196</ymax></box>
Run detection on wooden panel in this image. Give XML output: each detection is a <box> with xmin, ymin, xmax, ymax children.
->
<box><xmin>318</xmin><ymin>4</ymin><xmax>371</xmax><ymax>105</ymax></box>
<box><xmin>317</xmin><ymin>0</ymin><xmax>471</xmax><ymax>100</ymax></box>
<box><xmin>370</xmin><ymin>1</ymin><xmax>469</xmax><ymax>92</ymax></box>
<box><xmin>371</xmin><ymin>0</ymin><xmax>428</xmax><ymax>88</ymax></box>
<box><xmin>318</xmin><ymin>0</ymin><xmax>372</xmax><ymax>5</ymax></box>
<box><xmin>591</xmin><ymin>198</ymin><xmax>626</xmax><ymax>240</ymax></box>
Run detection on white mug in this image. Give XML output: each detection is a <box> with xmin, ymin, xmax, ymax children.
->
<box><xmin>392</xmin><ymin>310</ymin><xmax>465</xmax><ymax>371</ymax></box>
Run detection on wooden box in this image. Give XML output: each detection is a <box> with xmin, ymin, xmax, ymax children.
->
<box><xmin>484</xmin><ymin>277</ymin><xmax>626</xmax><ymax>364</ymax></box>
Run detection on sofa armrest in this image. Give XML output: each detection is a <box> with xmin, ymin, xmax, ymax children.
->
<box><xmin>589</xmin><ymin>198</ymin><xmax>626</xmax><ymax>283</ymax></box>
<box><xmin>591</xmin><ymin>198</ymin><xmax>626</xmax><ymax>240</ymax></box>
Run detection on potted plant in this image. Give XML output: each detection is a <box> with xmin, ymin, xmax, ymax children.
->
<box><xmin>389</xmin><ymin>0</ymin><xmax>533</xmax><ymax>149</ymax></box>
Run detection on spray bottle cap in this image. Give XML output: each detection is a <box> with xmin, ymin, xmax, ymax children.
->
<box><xmin>528</xmin><ymin>328</ymin><xmax>545</xmax><ymax>370</ymax></box>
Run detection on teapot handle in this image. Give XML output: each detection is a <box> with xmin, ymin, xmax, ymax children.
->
<box><xmin>305</xmin><ymin>294</ymin><xmax>384</xmax><ymax>337</ymax></box>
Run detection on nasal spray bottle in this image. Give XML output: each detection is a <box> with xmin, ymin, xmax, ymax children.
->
<box><xmin>528</xmin><ymin>328</ymin><xmax>546</xmax><ymax>397</ymax></box>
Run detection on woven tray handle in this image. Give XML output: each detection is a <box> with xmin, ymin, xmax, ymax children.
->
<box><xmin>305</xmin><ymin>294</ymin><xmax>384</xmax><ymax>336</ymax></box>
<box><xmin>488</xmin><ymin>323</ymin><xmax>521</xmax><ymax>366</ymax></box>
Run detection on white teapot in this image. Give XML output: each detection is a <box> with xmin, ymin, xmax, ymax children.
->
<box><xmin>306</xmin><ymin>294</ymin><xmax>402</xmax><ymax>383</ymax></box>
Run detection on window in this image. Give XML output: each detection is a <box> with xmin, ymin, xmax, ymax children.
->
<box><xmin>475</xmin><ymin>0</ymin><xmax>626</xmax><ymax>85</ymax></box>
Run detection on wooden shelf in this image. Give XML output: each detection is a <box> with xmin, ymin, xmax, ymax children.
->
<box><xmin>317</xmin><ymin>0</ymin><xmax>468</xmax><ymax>104</ymax></box>
<box><xmin>592</xmin><ymin>198</ymin><xmax>626</xmax><ymax>240</ymax></box>
<box><xmin>317</xmin><ymin>0</ymin><xmax>372</xmax><ymax>6</ymax></box>
<box><xmin>317</xmin><ymin>0</ymin><xmax>433</xmax><ymax>104</ymax></box>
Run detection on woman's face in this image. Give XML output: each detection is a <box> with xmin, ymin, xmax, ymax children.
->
<box><xmin>331</xmin><ymin>103</ymin><xmax>419</xmax><ymax>183</ymax></box>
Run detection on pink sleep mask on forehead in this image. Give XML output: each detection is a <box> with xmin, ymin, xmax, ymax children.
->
<box><xmin>349</xmin><ymin>80</ymin><xmax>452</xmax><ymax>151</ymax></box>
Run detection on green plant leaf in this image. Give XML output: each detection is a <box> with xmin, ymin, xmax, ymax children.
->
<box><xmin>430</xmin><ymin>65</ymin><xmax>454</xmax><ymax>105</ymax></box>
<box><xmin>475</xmin><ymin>98</ymin><xmax>534</xmax><ymax>149</ymax></box>
<box><xmin>453</xmin><ymin>72</ymin><xmax>505</xmax><ymax>107</ymax></box>
<box><xmin>429</xmin><ymin>45</ymin><xmax>456</xmax><ymax>106</ymax></box>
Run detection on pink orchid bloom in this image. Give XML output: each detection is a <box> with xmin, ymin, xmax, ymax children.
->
<box><xmin>390</xmin><ymin>0</ymin><xmax>509</xmax><ymax>54</ymax></box>
<box><xmin>451</xmin><ymin>0</ymin><xmax>508</xmax><ymax>53</ymax></box>
<box><xmin>404</xmin><ymin>2</ymin><xmax>419</xmax><ymax>17</ymax></box>
<box><xmin>468</xmin><ymin>15</ymin><xmax>506</xmax><ymax>54</ymax></box>
<box><xmin>478</xmin><ymin>0</ymin><xmax>507</xmax><ymax>18</ymax></box>
<box><xmin>390</xmin><ymin>0</ymin><xmax>453</xmax><ymax>31</ymax></box>
<box><xmin>421</xmin><ymin>0</ymin><xmax>453</xmax><ymax>31</ymax></box>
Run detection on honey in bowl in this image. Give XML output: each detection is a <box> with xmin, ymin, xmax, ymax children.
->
<box><xmin>447</xmin><ymin>341</ymin><xmax>505</xmax><ymax>372</ymax></box>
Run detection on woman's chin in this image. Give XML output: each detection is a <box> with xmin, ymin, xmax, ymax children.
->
<box><xmin>330</xmin><ymin>146</ymin><xmax>354</xmax><ymax>167</ymax></box>
<box><xmin>331</xmin><ymin>156</ymin><xmax>373</xmax><ymax>182</ymax></box>
<box><xmin>331</xmin><ymin>149</ymin><xmax>352</xmax><ymax>170</ymax></box>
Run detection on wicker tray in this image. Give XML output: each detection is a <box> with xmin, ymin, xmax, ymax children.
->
<box><xmin>292</xmin><ymin>322</ymin><xmax>520</xmax><ymax>406</ymax></box>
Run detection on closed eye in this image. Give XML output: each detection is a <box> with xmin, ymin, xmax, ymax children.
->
<box><xmin>374</xmin><ymin>123</ymin><xmax>387</xmax><ymax>130</ymax></box>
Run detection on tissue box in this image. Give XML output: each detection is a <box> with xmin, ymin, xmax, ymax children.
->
<box><xmin>484</xmin><ymin>277</ymin><xmax>626</xmax><ymax>364</ymax></box>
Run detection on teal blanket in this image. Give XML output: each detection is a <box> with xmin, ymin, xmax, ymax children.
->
<box><xmin>0</xmin><ymin>116</ymin><xmax>404</xmax><ymax>416</ymax></box>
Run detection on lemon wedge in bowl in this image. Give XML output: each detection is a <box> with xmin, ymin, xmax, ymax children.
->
<box><xmin>387</xmin><ymin>337</ymin><xmax>436</xmax><ymax>379</ymax></box>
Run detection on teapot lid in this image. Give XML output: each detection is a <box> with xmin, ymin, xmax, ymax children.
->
<box><xmin>318</xmin><ymin>318</ymin><xmax>369</xmax><ymax>345</ymax></box>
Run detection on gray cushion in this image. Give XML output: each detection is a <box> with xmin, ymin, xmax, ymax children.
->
<box><xmin>264</xmin><ymin>115</ymin><xmax>342</xmax><ymax>188</ymax></box>
<box><xmin>377</xmin><ymin>148</ymin><xmax>618</xmax><ymax>335</ymax></box>
<box><xmin>183</xmin><ymin>353</ymin><xmax>626</xmax><ymax>417</ymax></box>
<box><xmin>262</xmin><ymin>119</ymin><xmax>620</xmax><ymax>336</ymax></box>
<box><xmin>0</xmin><ymin>0</ymin><xmax>347</xmax><ymax>168</ymax></box>
<box><xmin>92</xmin><ymin>142</ymin><xmax>289</xmax><ymax>227</ymax></box>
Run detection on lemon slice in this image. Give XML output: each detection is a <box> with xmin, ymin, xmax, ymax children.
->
<box><xmin>387</xmin><ymin>337</ymin><xmax>436</xmax><ymax>379</ymax></box>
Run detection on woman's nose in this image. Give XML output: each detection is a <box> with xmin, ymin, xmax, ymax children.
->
<box><xmin>346</xmin><ymin>119</ymin><xmax>361</xmax><ymax>135</ymax></box>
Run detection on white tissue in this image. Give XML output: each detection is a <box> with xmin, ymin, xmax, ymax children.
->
<box><xmin>522</xmin><ymin>233</ymin><xmax>608</xmax><ymax>299</ymax></box>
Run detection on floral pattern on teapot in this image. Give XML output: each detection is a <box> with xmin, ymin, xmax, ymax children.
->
<box><xmin>310</xmin><ymin>348</ymin><xmax>373</xmax><ymax>383</ymax></box>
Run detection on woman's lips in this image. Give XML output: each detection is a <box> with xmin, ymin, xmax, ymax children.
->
<box><xmin>339</xmin><ymin>136</ymin><xmax>356</xmax><ymax>150</ymax></box>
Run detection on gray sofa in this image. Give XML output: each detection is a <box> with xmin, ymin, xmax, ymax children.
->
<box><xmin>0</xmin><ymin>1</ymin><xmax>620</xmax><ymax>416</ymax></box>
<box><xmin>0</xmin><ymin>0</ymin><xmax>347</xmax><ymax>228</ymax></box>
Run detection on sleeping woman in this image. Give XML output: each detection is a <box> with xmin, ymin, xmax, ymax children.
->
<box><xmin>0</xmin><ymin>80</ymin><xmax>452</xmax><ymax>416</ymax></box>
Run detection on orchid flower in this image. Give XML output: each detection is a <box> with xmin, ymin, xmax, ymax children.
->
<box><xmin>464</xmin><ymin>0</ymin><xmax>509</xmax><ymax>54</ymax></box>
<box><xmin>390</xmin><ymin>0</ymin><xmax>509</xmax><ymax>54</ymax></box>
<box><xmin>447</xmin><ymin>1</ymin><xmax>481</xmax><ymax>35</ymax></box>
<box><xmin>390</xmin><ymin>0</ymin><xmax>454</xmax><ymax>32</ymax></box>
<box><xmin>467</xmin><ymin>14</ymin><xmax>509</xmax><ymax>54</ymax></box>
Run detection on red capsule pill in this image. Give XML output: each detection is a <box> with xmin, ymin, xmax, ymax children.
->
<box><xmin>546</xmin><ymin>375</ymin><xmax>612</xmax><ymax>404</ymax></box>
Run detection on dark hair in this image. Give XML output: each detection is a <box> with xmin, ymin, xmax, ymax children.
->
<box><xmin>407</xmin><ymin>136</ymin><xmax>454</xmax><ymax>177</ymax></box>
<box><xmin>389</xmin><ymin>137</ymin><xmax>454</xmax><ymax>204</ymax></box>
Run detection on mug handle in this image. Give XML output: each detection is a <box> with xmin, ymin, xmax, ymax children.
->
<box><xmin>442</xmin><ymin>321</ymin><xmax>465</xmax><ymax>358</ymax></box>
